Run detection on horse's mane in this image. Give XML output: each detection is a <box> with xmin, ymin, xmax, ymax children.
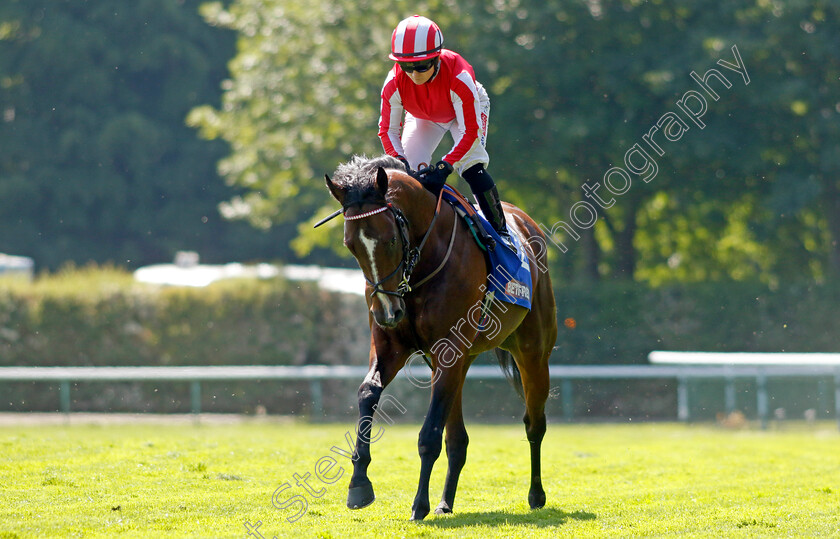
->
<box><xmin>331</xmin><ymin>154</ymin><xmax>408</xmax><ymax>207</ymax></box>
<box><xmin>332</xmin><ymin>154</ymin><xmax>405</xmax><ymax>189</ymax></box>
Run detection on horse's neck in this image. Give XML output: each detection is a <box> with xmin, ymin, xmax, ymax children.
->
<box><xmin>392</xmin><ymin>181</ymin><xmax>438</xmax><ymax>238</ymax></box>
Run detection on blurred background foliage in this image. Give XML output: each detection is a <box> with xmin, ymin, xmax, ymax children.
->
<box><xmin>1</xmin><ymin>0</ymin><xmax>838</xmax><ymax>287</ymax></box>
<box><xmin>189</xmin><ymin>0</ymin><xmax>839</xmax><ymax>286</ymax></box>
<box><xmin>0</xmin><ymin>0</ymin><xmax>299</xmax><ymax>268</ymax></box>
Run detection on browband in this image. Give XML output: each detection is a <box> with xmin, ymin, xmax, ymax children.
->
<box><xmin>344</xmin><ymin>205</ymin><xmax>389</xmax><ymax>221</ymax></box>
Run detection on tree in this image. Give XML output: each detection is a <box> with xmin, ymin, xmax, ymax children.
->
<box><xmin>189</xmin><ymin>0</ymin><xmax>465</xmax><ymax>259</ymax></box>
<box><xmin>754</xmin><ymin>0</ymin><xmax>840</xmax><ymax>278</ymax></box>
<box><xmin>190</xmin><ymin>0</ymin><xmax>838</xmax><ymax>284</ymax></box>
<box><xmin>0</xmin><ymin>0</ymin><xmax>276</xmax><ymax>269</ymax></box>
<box><xmin>466</xmin><ymin>1</ymin><xmax>769</xmax><ymax>282</ymax></box>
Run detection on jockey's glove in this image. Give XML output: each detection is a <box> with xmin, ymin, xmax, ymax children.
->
<box><xmin>420</xmin><ymin>160</ymin><xmax>453</xmax><ymax>194</ymax></box>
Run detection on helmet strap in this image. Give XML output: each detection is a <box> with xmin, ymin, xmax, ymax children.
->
<box><xmin>429</xmin><ymin>57</ymin><xmax>441</xmax><ymax>82</ymax></box>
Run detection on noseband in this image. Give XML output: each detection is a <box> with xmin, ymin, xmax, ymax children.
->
<box><xmin>344</xmin><ymin>192</ymin><xmax>456</xmax><ymax>299</ymax></box>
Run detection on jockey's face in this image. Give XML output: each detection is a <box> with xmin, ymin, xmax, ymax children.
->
<box><xmin>399</xmin><ymin>58</ymin><xmax>436</xmax><ymax>85</ymax></box>
<box><xmin>407</xmin><ymin>68</ymin><xmax>434</xmax><ymax>85</ymax></box>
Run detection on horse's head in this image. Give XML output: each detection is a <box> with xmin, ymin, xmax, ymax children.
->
<box><xmin>326</xmin><ymin>159</ymin><xmax>411</xmax><ymax>329</ymax></box>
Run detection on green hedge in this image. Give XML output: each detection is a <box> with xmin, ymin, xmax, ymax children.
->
<box><xmin>0</xmin><ymin>267</ymin><xmax>370</xmax><ymax>414</ymax></box>
<box><xmin>1</xmin><ymin>268</ymin><xmax>837</xmax><ymax>419</ymax></box>
<box><xmin>0</xmin><ymin>268</ymin><xmax>370</xmax><ymax>367</ymax></box>
<box><xmin>552</xmin><ymin>281</ymin><xmax>840</xmax><ymax>365</ymax></box>
<box><xmin>549</xmin><ymin>280</ymin><xmax>840</xmax><ymax>420</ymax></box>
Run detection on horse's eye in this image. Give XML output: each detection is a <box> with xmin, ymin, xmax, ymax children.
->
<box><xmin>389</xmin><ymin>237</ymin><xmax>398</xmax><ymax>247</ymax></box>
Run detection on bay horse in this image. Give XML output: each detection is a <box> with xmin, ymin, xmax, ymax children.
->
<box><xmin>323</xmin><ymin>155</ymin><xmax>557</xmax><ymax>520</ymax></box>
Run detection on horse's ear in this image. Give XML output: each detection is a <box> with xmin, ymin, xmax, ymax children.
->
<box><xmin>325</xmin><ymin>174</ymin><xmax>344</xmax><ymax>203</ymax></box>
<box><xmin>375</xmin><ymin>167</ymin><xmax>389</xmax><ymax>197</ymax></box>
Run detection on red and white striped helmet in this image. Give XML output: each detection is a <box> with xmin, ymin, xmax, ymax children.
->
<box><xmin>389</xmin><ymin>15</ymin><xmax>444</xmax><ymax>62</ymax></box>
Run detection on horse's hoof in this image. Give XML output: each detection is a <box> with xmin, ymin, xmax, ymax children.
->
<box><xmin>528</xmin><ymin>489</ymin><xmax>546</xmax><ymax>509</ymax></box>
<box><xmin>434</xmin><ymin>501</ymin><xmax>452</xmax><ymax>515</ymax></box>
<box><xmin>410</xmin><ymin>505</ymin><xmax>429</xmax><ymax>521</ymax></box>
<box><xmin>347</xmin><ymin>481</ymin><xmax>375</xmax><ymax>509</ymax></box>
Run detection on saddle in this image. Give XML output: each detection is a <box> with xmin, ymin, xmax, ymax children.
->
<box><xmin>440</xmin><ymin>184</ymin><xmax>533</xmax><ymax>310</ymax></box>
<box><xmin>439</xmin><ymin>185</ymin><xmax>497</xmax><ymax>252</ymax></box>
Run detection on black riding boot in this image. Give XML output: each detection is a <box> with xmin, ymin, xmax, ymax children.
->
<box><xmin>462</xmin><ymin>163</ymin><xmax>512</xmax><ymax>245</ymax></box>
<box><xmin>474</xmin><ymin>185</ymin><xmax>512</xmax><ymax>245</ymax></box>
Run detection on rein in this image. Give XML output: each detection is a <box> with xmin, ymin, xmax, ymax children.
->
<box><xmin>346</xmin><ymin>189</ymin><xmax>455</xmax><ymax>299</ymax></box>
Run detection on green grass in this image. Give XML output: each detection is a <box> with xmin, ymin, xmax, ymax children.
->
<box><xmin>1</xmin><ymin>420</ymin><xmax>838</xmax><ymax>538</ymax></box>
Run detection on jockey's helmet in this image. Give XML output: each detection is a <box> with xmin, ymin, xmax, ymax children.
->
<box><xmin>389</xmin><ymin>15</ymin><xmax>443</xmax><ymax>62</ymax></box>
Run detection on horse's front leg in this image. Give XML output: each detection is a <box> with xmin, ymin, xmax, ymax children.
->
<box><xmin>347</xmin><ymin>335</ymin><xmax>408</xmax><ymax>509</ymax></box>
<box><xmin>346</xmin><ymin>371</ymin><xmax>382</xmax><ymax>509</ymax></box>
<box><xmin>435</xmin><ymin>386</ymin><xmax>467</xmax><ymax>515</ymax></box>
<box><xmin>411</xmin><ymin>360</ymin><xmax>466</xmax><ymax>520</ymax></box>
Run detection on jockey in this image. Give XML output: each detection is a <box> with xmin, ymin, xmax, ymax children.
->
<box><xmin>378</xmin><ymin>14</ymin><xmax>511</xmax><ymax>244</ymax></box>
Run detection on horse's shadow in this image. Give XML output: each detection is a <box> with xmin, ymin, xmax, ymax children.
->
<box><xmin>419</xmin><ymin>507</ymin><xmax>596</xmax><ymax>529</ymax></box>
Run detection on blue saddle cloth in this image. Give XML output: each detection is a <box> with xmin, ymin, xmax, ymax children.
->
<box><xmin>440</xmin><ymin>186</ymin><xmax>532</xmax><ymax>310</ymax></box>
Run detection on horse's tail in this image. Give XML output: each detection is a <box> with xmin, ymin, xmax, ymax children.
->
<box><xmin>494</xmin><ymin>348</ymin><xmax>524</xmax><ymax>401</ymax></box>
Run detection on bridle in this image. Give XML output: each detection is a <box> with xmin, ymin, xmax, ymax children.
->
<box><xmin>344</xmin><ymin>191</ymin><xmax>456</xmax><ymax>299</ymax></box>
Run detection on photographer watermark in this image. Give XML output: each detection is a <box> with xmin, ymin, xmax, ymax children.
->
<box><xmin>539</xmin><ymin>44</ymin><xmax>750</xmax><ymax>253</ymax></box>
<box><xmin>243</xmin><ymin>395</ymin><xmax>407</xmax><ymax>535</ymax></box>
<box><xmin>401</xmin><ymin>244</ymin><xmax>551</xmax><ymax>389</ymax></box>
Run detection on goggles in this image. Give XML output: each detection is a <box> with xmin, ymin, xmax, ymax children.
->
<box><xmin>398</xmin><ymin>59</ymin><xmax>435</xmax><ymax>73</ymax></box>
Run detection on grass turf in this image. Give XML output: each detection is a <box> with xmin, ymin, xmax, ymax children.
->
<box><xmin>1</xmin><ymin>419</ymin><xmax>838</xmax><ymax>538</ymax></box>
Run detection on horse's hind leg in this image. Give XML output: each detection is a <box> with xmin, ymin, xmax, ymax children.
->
<box><xmin>519</xmin><ymin>357</ymin><xmax>549</xmax><ymax>509</ymax></box>
<box><xmin>435</xmin><ymin>386</ymin><xmax>468</xmax><ymax>515</ymax></box>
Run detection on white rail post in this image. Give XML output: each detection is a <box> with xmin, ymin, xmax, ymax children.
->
<box><xmin>310</xmin><ymin>380</ymin><xmax>324</xmax><ymax>418</ymax></box>
<box><xmin>59</xmin><ymin>380</ymin><xmax>71</xmax><ymax>414</ymax></box>
<box><xmin>834</xmin><ymin>368</ymin><xmax>840</xmax><ymax>432</ymax></box>
<box><xmin>677</xmin><ymin>376</ymin><xmax>689</xmax><ymax>422</ymax></box>
<box><xmin>190</xmin><ymin>380</ymin><xmax>202</xmax><ymax>415</ymax></box>
<box><xmin>756</xmin><ymin>370</ymin><xmax>768</xmax><ymax>430</ymax></box>
<box><xmin>561</xmin><ymin>379</ymin><xmax>574</xmax><ymax>421</ymax></box>
<box><xmin>724</xmin><ymin>365</ymin><xmax>736</xmax><ymax>414</ymax></box>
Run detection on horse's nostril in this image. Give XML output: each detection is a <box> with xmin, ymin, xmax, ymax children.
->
<box><xmin>371</xmin><ymin>305</ymin><xmax>404</xmax><ymax>328</ymax></box>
